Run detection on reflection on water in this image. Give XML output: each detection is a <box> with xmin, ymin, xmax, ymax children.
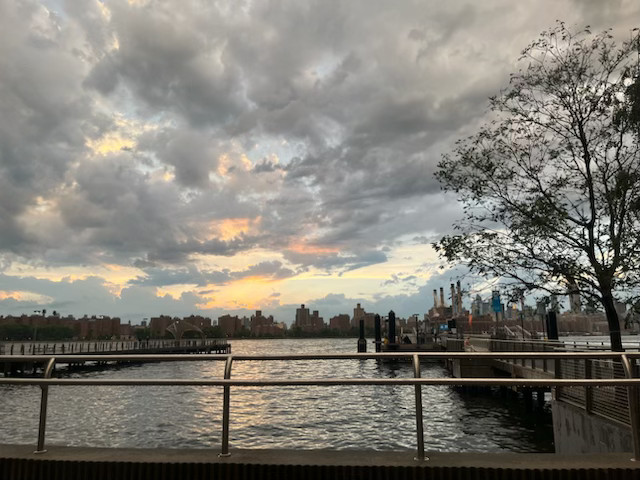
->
<box><xmin>0</xmin><ymin>338</ymin><xmax>553</xmax><ymax>452</ymax></box>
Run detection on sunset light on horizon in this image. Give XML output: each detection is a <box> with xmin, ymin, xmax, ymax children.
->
<box><xmin>0</xmin><ymin>0</ymin><xmax>638</xmax><ymax>324</ymax></box>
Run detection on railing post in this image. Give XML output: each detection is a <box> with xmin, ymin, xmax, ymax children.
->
<box><xmin>220</xmin><ymin>355</ymin><xmax>234</xmax><ymax>457</ymax></box>
<box><xmin>412</xmin><ymin>354</ymin><xmax>428</xmax><ymax>461</ymax></box>
<box><xmin>620</xmin><ymin>355</ymin><xmax>640</xmax><ymax>461</ymax></box>
<box><xmin>584</xmin><ymin>359</ymin><xmax>592</xmax><ymax>413</ymax></box>
<box><xmin>35</xmin><ymin>357</ymin><xmax>56</xmax><ymax>454</ymax></box>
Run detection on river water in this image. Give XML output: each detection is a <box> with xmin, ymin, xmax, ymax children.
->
<box><xmin>0</xmin><ymin>338</ymin><xmax>554</xmax><ymax>452</ymax></box>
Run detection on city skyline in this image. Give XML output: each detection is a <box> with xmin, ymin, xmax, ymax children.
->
<box><xmin>0</xmin><ymin>1</ymin><xmax>639</xmax><ymax>322</ymax></box>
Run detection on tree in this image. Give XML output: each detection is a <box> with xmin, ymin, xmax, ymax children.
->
<box><xmin>135</xmin><ymin>327</ymin><xmax>151</xmax><ymax>341</ymax></box>
<box><xmin>202</xmin><ymin>326</ymin><xmax>223</xmax><ymax>338</ymax></box>
<box><xmin>434</xmin><ymin>23</ymin><xmax>640</xmax><ymax>351</ymax></box>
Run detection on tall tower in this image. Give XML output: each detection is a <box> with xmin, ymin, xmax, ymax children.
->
<box><xmin>295</xmin><ymin>304</ymin><xmax>310</xmax><ymax>327</ymax></box>
<box><xmin>450</xmin><ymin>284</ymin><xmax>457</xmax><ymax>315</ymax></box>
<box><xmin>567</xmin><ymin>277</ymin><xmax>581</xmax><ymax>313</ymax></box>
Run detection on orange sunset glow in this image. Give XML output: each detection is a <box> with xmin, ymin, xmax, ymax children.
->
<box><xmin>0</xmin><ymin>0</ymin><xmax>634</xmax><ymax>328</ymax></box>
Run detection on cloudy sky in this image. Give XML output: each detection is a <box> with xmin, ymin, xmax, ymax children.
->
<box><xmin>0</xmin><ymin>0</ymin><xmax>638</xmax><ymax>323</ymax></box>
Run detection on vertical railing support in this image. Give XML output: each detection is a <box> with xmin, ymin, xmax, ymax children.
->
<box><xmin>412</xmin><ymin>354</ymin><xmax>428</xmax><ymax>461</ymax></box>
<box><xmin>35</xmin><ymin>357</ymin><xmax>56</xmax><ymax>454</ymax></box>
<box><xmin>584</xmin><ymin>359</ymin><xmax>593</xmax><ymax>413</ymax></box>
<box><xmin>220</xmin><ymin>355</ymin><xmax>234</xmax><ymax>457</ymax></box>
<box><xmin>621</xmin><ymin>355</ymin><xmax>640</xmax><ymax>461</ymax></box>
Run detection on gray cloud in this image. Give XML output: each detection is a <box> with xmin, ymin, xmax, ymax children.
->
<box><xmin>85</xmin><ymin>1</ymin><xmax>245</xmax><ymax>127</ymax></box>
<box><xmin>1</xmin><ymin>0</ymin><xmax>639</xmax><ymax>317</ymax></box>
<box><xmin>130</xmin><ymin>266</ymin><xmax>231</xmax><ymax>287</ymax></box>
<box><xmin>232</xmin><ymin>261</ymin><xmax>297</xmax><ymax>281</ymax></box>
<box><xmin>130</xmin><ymin>260</ymin><xmax>297</xmax><ymax>289</ymax></box>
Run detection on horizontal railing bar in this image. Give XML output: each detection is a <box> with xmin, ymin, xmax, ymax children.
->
<box><xmin>1</xmin><ymin>378</ymin><xmax>640</xmax><ymax>387</ymax></box>
<box><xmin>484</xmin><ymin>337</ymin><xmax>637</xmax><ymax>344</ymax></box>
<box><xmin>2</xmin><ymin>351</ymin><xmax>639</xmax><ymax>362</ymax></box>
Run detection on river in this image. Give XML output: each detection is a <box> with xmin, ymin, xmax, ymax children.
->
<box><xmin>0</xmin><ymin>338</ymin><xmax>554</xmax><ymax>452</ymax></box>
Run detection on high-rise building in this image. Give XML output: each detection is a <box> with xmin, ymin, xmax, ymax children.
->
<box><xmin>218</xmin><ymin>314</ymin><xmax>242</xmax><ymax>336</ymax></box>
<box><xmin>294</xmin><ymin>304</ymin><xmax>325</xmax><ymax>332</ymax></box>
<box><xmin>351</xmin><ymin>303</ymin><xmax>365</xmax><ymax>327</ymax></box>
<box><xmin>295</xmin><ymin>304</ymin><xmax>310</xmax><ymax>326</ymax></box>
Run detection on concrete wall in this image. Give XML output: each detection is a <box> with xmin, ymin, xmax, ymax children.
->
<box><xmin>451</xmin><ymin>358</ymin><xmax>493</xmax><ymax>378</ymax></box>
<box><xmin>552</xmin><ymin>400</ymin><xmax>633</xmax><ymax>454</ymax></box>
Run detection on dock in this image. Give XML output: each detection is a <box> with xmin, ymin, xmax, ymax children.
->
<box><xmin>1</xmin><ymin>338</ymin><xmax>230</xmax><ymax>376</ymax></box>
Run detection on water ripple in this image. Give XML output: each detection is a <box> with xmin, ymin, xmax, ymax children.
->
<box><xmin>0</xmin><ymin>338</ymin><xmax>553</xmax><ymax>452</ymax></box>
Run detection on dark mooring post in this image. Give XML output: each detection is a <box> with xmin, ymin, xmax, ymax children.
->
<box><xmin>546</xmin><ymin>311</ymin><xmax>559</xmax><ymax>341</ymax></box>
<box><xmin>358</xmin><ymin>318</ymin><xmax>367</xmax><ymax>352</ymax></box>
<box><xmin>374</xmin><ymin>314</ymin><xmax>382</xmax><ymax>352</ymax></box>
<box><xmin>388</xmin><ymin>310</ymin><xmax>397</xmax><ymax>349</ymax></box>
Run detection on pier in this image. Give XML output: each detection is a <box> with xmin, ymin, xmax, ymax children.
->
<box><xmin>0</xmin><ymin>338</ymin><xmax>230</xmax><ymax>376</ymax></box>
<box><xmin>1</xmin><ymin>350</ymin><xmax>639</xmax><ymax>479</ymax></box>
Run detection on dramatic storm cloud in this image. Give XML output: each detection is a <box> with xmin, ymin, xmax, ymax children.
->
<box><xmin>0</xmin><ymin>0</ymin><xmax>638</xmax><ymax>321</ymax></box>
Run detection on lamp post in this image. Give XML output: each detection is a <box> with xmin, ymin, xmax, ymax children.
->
<box><xmin>412</xmin><ymin>314</ymin><xmax>421</xmax><ymax>345</ymax></box>
<box><xmin>33</xmin><ymin>310</ymin><xmax>45</xmax><ymax>342</ymax></box>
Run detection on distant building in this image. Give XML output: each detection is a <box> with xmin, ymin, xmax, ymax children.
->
<box><xmin>505</xmin><ymin>304</ymin><xmax>519</xmax><ymax>320</ymax></box>
<box><xmin>0</xmin><ymin>313</ymin><xmax>78</xmax><ymax>337</ymax></box>
<box><xmin>218</xmin><ymin>314</ymin><xmax>243</xmax><ymax>336</ymax></box>
<box><xmin>251</xmin><ymin>310</ymin><xmax>283</xmax><ymax>336</ymax></box>
<box><xmin>149</xmin><ymin>315</ymin><xmax>174</xmax><ymax>338</ymax></box>
<box><xmin>119</xmin><ymin>322</ymin><xmax>134</xmax><ymax>339</ymax></box>
<box><xmin>406</xmin><ymin>315</ymin><xmax>420</xmax><ymax>328</ymax></box>
<box><xmin>569</xmin><ymin>292</ymin><xmax>581</xmax><ymax>313</ymax></box>
<box><xmin>182</xmin><ymin>315</ymin><xmax>212</xmax><ymax>330</ymax></box>
<box><xmin>329</xmin><ymin>314</ymin><xmax>351</xmax><ymax>332</ymax></box>
<box><xmin>428</xmin><ymin>288</ymin><xmax>453</xmax><ymax>319</ymax></box>
<box><xmin>77</xmin><ymin>315</ymin><xmax>121</xmax><ymax>339</ymax></box>
<box><xmin>557</xmin><ymin>312</ymin><xmax>608</xmax><ymax>334</ymax></box>
<box><xmin>351</xmin><ymin>303</ymin><xmax>365</xmax><ymax>327</ymax></box>
<box><xmin>294</xmin><ymin>304</ymin><xmax>325</xmax><ymax>332</ymax></box>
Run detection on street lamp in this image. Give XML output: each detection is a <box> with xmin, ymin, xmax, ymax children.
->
<box><xmin>32</xmin><ymin>309</ymin><xmax>46</xmax><ymax>341</ymax></box>
<box><xmin>412</xmin><ymin>314</ymin><xmax>421</xmax><ymax>345</ymax></box>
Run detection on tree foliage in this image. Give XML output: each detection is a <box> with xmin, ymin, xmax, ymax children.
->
<box><xmin>434</xmin><ymin>23</ymin><xmax>640</xmax><ymax>351</ymax></box>
<box><xmin>0</xmin><ymin>324</ymin><xmax>74</xmax><ymax>341</ymax></box>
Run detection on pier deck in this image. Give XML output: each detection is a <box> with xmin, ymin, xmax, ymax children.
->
<box><xmin>2</xmin><ymin>444</ymin><xmax>640</xmax><ymax>480</ymax></box>
<box><xmin>1</xmin><ymin>339</ymin><xmax>230</xmax><ymax>375</ymax></box>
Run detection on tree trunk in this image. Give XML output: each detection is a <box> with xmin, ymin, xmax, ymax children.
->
<box><xmin>601</xmin><ymin>290</ymin><xmax>624</xmax><ymax>352</ymax></box>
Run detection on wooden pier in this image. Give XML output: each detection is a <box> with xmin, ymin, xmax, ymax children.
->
<box><xmin>1</xmin><ymin>338</ymin><xmax>230</xmax><ymax>376</ymax></box>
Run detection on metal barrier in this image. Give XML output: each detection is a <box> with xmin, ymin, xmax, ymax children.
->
<box><xmin>456</xmin><ymin>335</ymin><xmax>640</xmax><ymax>353</ymax></box>
<box><xmin>1</xmin><ymin>352</ymin><xmax>640</xmax><ymax>462</ymax></box>
<box><xmin>461</xmin><ymin>337</ymin><xmax>640</xmax><ymax>427</ymax></box>
<box><xmin>556</xmin><ymin>356</ymin><xmax>640</xmax><ymax>427</ymax></box>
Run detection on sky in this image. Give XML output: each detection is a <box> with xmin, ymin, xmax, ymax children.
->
<box><xmin>0</xmin><ymin>0</ymin><xmax>638</xmax><ymax>324</ymax></box>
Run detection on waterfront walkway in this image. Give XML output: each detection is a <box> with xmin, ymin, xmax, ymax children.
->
<box><xmin>2</xmin><ymin>444</ymin><xmax>639</xmax><ymax>480</ymax></box>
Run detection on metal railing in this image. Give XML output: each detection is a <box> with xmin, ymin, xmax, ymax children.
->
<box><xmin>449</xmin><ymin>334</ymin><xmax>640</xmax><ymax>352</ymax></box>
<box><xmin>1</xmin><ymin>351</ymin><xmax>640</xmax><ymax>461</ymax></box>
<box><xmin>457</xmin><ymin>337</ymin><xmax>640</xmax><ymax>426</ymax></box>
<box><xmin>556</xmin><ymin>356</ymin><xmax>640</xmax><ymax>427</ymax></box>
